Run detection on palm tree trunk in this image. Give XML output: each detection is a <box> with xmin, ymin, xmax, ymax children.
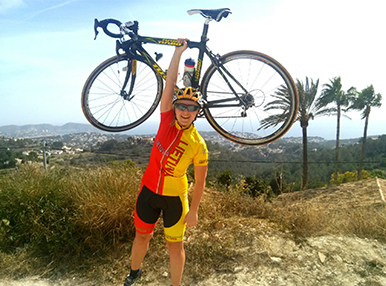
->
<box><xmin>334</xmin><ymin>107</ymin><xmax>341</xmax><ymax>184</ymax></box>
<box><xmin>302</xmin><ymin>125</ymin><xmax>308</xmax><ymax>190</ymax></box>
<box><xmin>358</xmin><ymin>112</ymin><xmax>369</xmax><ymax>180</ymax></box>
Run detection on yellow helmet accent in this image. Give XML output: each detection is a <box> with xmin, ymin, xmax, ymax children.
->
<box><xmin>173</xmin><ymin>87</ymin><xmax>202</xmax><ymax>106</ymax></box>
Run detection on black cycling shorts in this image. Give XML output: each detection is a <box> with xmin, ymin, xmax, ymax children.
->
<box><xmin>134</xmin><ymin>185</ymin><xmax>188</xmax><ymax>242</ymax></box>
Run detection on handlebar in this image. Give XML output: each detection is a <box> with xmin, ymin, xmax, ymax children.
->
<box><xmin>94</xmin><ymin>18</ymin><xmax>140</xmax><ymax>41</ymax></box>
<box><xmin>94</xmin><ymin>18</ymin><xmax>123</xmax><ymax>40</ymax></box>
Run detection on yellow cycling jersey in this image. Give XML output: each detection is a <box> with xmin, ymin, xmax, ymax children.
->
<box><xmin>141</xmin><ymin>110</ymin><xmax>208</xmax><ymax>196</ymax></box>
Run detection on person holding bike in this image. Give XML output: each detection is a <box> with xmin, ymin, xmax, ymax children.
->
<box><xmin>124</xmin><ymin>38</ymin><xmax>209</xmax><ymax>286</ymax></box>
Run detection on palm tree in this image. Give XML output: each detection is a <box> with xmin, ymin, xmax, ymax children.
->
<box><xmin>349</xmin><ymin>85</ymin><xmax>382</xmax><ymax>179</ymax></box>
<box><xmin>260</xmin><ymin>77</ymin><xmax>330</xmax><ymax>189</ymax></box>
<box><xmin>316</xmin><ymin>77</ymin><xmax>354</xmax><ymax>184</ymax></box>
<box><xmin>296</xmin><ymin>78</ymin><xmax>332</xmax><ymax>189</ymax></box>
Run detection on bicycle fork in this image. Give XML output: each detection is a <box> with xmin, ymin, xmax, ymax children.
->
<box><xmin>120</xmin><ymin>59</ymin><xmax>137</xmax><ymax>101</ymax></box>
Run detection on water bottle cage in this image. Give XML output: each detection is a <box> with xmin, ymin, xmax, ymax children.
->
<box><xmin>183</xmin><ymin>71</ymin><xmax>194</xmax><ymax>87</ymax></box>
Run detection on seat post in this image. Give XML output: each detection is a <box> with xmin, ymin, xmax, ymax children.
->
<box><xmin>200</xmin><ymin>18</ymin><xmax>211</xmax><ymax>42</ymax></box>
<box><xmin>191</xmin><ymin>19</ymin><xmax>211</xmax><ymax>88</ymax></box>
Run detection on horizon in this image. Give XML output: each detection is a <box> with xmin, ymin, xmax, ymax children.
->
<box><xmin>0</xmin><ymin>121</ymin><xmax>384</xmax><ymax>141</ymax></box>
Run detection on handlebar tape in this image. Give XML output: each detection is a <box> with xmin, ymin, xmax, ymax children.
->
<box><xmin>94</xmin><ymin>18</ymin><xmax>123</xmax><ymax>40</ymax></box>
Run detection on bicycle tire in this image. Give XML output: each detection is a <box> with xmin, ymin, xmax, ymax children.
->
<box><xmin>201</xmin><ymin>50</ymin><xmax>298</xmax><ymax>146</ymax></box>
<box><xmin>81</xmin><ymin>54</ymin><xmax>163</xmax><ymax>132</ymax></box>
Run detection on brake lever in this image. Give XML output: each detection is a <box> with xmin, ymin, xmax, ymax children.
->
<box><xmin>94</xmin><ymin>19</ymin><xmax>100</xmax><ymax>40</ymax></box>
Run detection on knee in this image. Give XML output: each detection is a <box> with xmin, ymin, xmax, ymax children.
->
<box><xmin>134</xmin><ymin>232</ymin><xmax>153</xmax><ymax>244</ymax></box>
<box><xmin>166</xmin><ymin>240</ymin><xmax>184</xmax><ymax>253</ymax></box>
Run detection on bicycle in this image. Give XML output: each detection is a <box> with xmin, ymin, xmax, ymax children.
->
<box><xmin>81</xmin><ymin>8</ymin><xmax>299</xmax><ymax>146</ymax></box>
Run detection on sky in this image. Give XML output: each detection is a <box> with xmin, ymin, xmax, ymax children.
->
<box><xmin>0</xmin><ymin>0</ymin><xmax>385</xmax><ymax>140</ymax></box>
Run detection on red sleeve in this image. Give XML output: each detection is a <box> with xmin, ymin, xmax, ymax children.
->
<box><xmin>160</xmin><ymin>110</ymin><xmax>175</xmax><ymax>127</ymax></box>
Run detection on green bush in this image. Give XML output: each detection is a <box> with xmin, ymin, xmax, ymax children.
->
<box><xmin>330</xmin><ymin>170</ymin><xmax>370</xmax><ymax>185</ymax></box>
<box><xmin>0</xmin><ymin>163</ymin><xmax>141</xmax><ymax>259</ymax></box>
<box><xmin>243</xmin><ymin>176</ymin><xmax>272</xmax><ymax>198</ymax></box>
<box><xmin>216</xmin><ymin>170</ymin><xmax>233</xmax><ymax>188</ymax></box>
<box><xmin>369</xmin><ymin>169</ymin><xmax>386</xmax><ymax>179</ymax></box>
<box><xmin>0</xmin><ymin>165</ymin><xmax>77</xmax><ymax>256</ymax></box>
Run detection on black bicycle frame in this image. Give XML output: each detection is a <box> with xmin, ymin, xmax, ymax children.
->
<box><xmin>132</xmin><ymin>36</ymin><xmax>204</xmax><ymax>88</ymax></box>
<box><xmin>118</xmin><ymin>22</ymin><xmax>249</xmax><ymax>108</ymax></box>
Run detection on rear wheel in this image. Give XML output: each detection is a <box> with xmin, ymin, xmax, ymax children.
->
<box><xmin>81</xmin><ymin>54</ymin><xmax>163</xmax><ymax>132</ymax></box>
<box><xmin>201</xmin><ymin>50</ymin><xmax>298</xmax><ymax>146</ymax></box>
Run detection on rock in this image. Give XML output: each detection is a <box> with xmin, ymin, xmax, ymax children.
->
<box><xmin>214</xmin><ymin>221</ymin><xmax>225</xmax><ymax>229</ymax></box>
<box><xmin>270</xmin><ymin>257</ymin><xmax>282</xmax><ymax>263</ymax></box>
<box><xmin>333</xmin><ymin>254</ymin><xmax>343</xmax><ymax>263</ymax></box>
<box><xmin>202</xmin><ymin>232</ymin><xmax>209</xmax><ymax>239</ymax></box>
<box><xmin>369</xmin><ymin>259</ymin><xmax>381</xmax><ymax>267</ymax></box>
<box><xmin>318</xmin><ymin>252</ymin><xmax>326</xmax><ymax>263</ymax></box>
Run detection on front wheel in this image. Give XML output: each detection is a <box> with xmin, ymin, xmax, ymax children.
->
<box><xmin>201</xmin><ymin>50</ymin><xmax>298</xmax><ymax>146</ymax></box>
<box><xmin>81</xmin><ymin>54</ymin><xmax>163</xmax><ymax>132</ymax></box>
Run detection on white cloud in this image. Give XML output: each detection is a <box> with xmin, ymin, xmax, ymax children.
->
<box><xmin>0</xmin><ymin>0</ymin><xmax>25</xmax><ymax>14</ymax></box>
<box><xmin>24</xmin><ymin>0</ymin><xmax>80</xmax><ymax>20</ymax></box>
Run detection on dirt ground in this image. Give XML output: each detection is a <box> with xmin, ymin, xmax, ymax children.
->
<box><xmin>2</xmin><ymin>233</ymin><xmax>385</xmax><ymax>286</ymax></box>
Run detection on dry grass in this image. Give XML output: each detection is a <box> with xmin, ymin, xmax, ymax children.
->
<box><xmin>270</xmin><ymin>179</ymin><xmax>386</xmax><ymax>241</ymax></box>
<box><xmin>0</xmin><ymin>165</ymin><xmax>385</xmax><ymax>284</ymax></box>
<box><xmin>67</xmin><ymin>165</ymin><xmax>141</xmax><ymax>253</ymax></box>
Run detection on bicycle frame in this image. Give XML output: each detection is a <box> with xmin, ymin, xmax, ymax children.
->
<box><xmin>116</xmin><ymin>20</ymin><xmax>249</xmax><ymax>109</ymax></box>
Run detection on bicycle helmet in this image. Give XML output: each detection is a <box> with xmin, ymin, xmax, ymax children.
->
<box><xmin>172</xmin><ymin>87</ymin><xmax>203</xmax><ymax>107</ymax></box>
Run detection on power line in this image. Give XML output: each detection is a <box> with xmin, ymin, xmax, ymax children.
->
<box><xmin>208</xmin><ymin>159</ymin><xmax>383</xmax><ymax>164</ymax></box>
<box><xmin>75</xmin><ymin>151</ymin><xmax>386</xmax><ymax>165</ymax></box>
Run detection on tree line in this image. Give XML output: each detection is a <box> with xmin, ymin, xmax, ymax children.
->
<box><xmin>210</xmin><ymin>135</ymin><xmax>385</xmax><ymax>190</ymax></box>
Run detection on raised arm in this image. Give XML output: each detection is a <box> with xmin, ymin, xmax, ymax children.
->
<box><xmin>160</xmin><ymin>39</ymin><xmax>188</xmax><ymax>113</ymax></box>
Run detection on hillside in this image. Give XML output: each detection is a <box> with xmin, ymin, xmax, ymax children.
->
<box><xmin>1</xmin><ymin>179</ymin><xmax>385</xmax><ymax>286</ymax></box>
<box><xmin>276</xmin><ymin>177</ymin><xmax>386</xmax><ymax>208</ymax></box>
<box><xmin>0</xmin><ymin>123</ymin><xmax>369</xmax><ymax>146</ymax></box>
<box><xmin>0</xmin><ymin>123</ymin><xmax>100</xmax><ymax>138</ymax></box>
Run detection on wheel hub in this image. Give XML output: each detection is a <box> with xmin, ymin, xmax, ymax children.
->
<box><xmin>241</xmin><ymin>89</ymin><xmax>265</xmax><ymax>108</ymax></box>
<box><xmin>120</xmin><ymin>90</ymin><xmax>131</xmax><ymax>100</ymax></box>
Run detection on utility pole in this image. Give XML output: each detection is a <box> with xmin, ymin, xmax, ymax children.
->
<box><xmin>42</xmin><ymin>141</ymin><xmax>47</xmax><ymax>171</ymax></box>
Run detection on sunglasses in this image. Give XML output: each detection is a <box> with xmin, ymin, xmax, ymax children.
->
<box><xmin>174</xmin><ymin>103</ymin><xmax>200</xmax><ymax>112</ymax></box>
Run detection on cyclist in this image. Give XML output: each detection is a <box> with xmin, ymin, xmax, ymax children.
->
<box><xmin>124</xmin><ymin>38</ymin><xmax>208</xmax><ymax>286</ymax></box>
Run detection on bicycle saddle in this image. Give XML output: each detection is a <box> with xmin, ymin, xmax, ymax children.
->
<box><xmin>187</xmin><ymin>8</ymin><xmax>232</xmax><ymax>22</ymax></box>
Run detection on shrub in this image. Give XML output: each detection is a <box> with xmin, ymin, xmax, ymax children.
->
<box><xmin>369</xmin><ymin>169</ymin><xmax>386</xmax><ymax>179</ymax></box>
<box><xmin>0</xmin><ymin>165</ymin><xmax>77</xmax><ymax>256</ymax></box>
<box><xmin>243</xmin><ymin>176</ymin><xmax>272</xmax><ymax>198</ymax></box>
<box><xmin>69</xmin><ymin>164</ymin><xmax>140</xmax><ymax>254</ymax></box>
<box><xmin>216</xmin><ymin>170</ymin><xmax>233</xmax><ymax>188</ymax></box>
<box><xmin>330</xmin><ymin>170</ymin><xmax>370</xmax><ymax>185</ymax></box>
<box><xmin>0</xmin><ymin>163</ymin><xmax>141</xmax><ymax>259</ymax></box>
